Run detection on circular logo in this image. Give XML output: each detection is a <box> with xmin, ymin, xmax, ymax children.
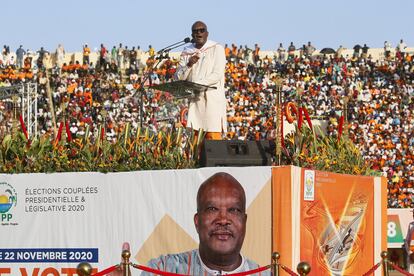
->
<box><xmin>0</xmin><ymin>182</ymin><xmax>17</xmax><ymax>213</ymax></box>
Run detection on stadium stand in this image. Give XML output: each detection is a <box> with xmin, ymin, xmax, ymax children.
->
<box><xmin>0</xmin><ymin>42</ymin><xmax>413</xmax><ymax>207</ymax></box>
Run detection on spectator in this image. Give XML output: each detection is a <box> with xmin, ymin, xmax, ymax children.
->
<box><xmin>253</xmin><ymin>43</ymin><xmax>260</xmax><ymax>65</ymax></box>
<box><xmin>277</xmin><ymin>43</ymin><xmax>286</xmax><ymax>62</ymax></box>
<box><xmin>305</xmin><ymin>41</ymin><xmax>316</xmax><ymax>57</ymax></box>
<box><xmin>136</xmin><ymin>45</ymin><xmax>143</xmax><ymax>67</ymax></box>
<box><xmin>111</xmin><ymin>46</ymin><xmax>117</xmax><ymax>63</ymax></box>
<box><xmin>2</xmin><ymin>45</ymin><xmax>10</xmax><ymax>65</ymax></box>
<box><xmin>288</xmin><ymin>42</ymin><xmax>295</xmax><ymax>59</ymax></box>
<box><xmin>16</xmin><ymin>45</ymin><xmax>26</xmax><ymax>68</ymax></box>
<box><xmin>83</xmin><ymin>44</ymin><xmax>91</xmax><ymax>65</ymax></box>
<box><xmin>117</xmin><ymin>43</ymin><xmax>124</xmax><ymax>69</ymax></box>
<box><xmin>129</xmin><ymin>46</ymin><xmax>137</xmax><ymax>67</ymax></box>
<box><xmin>37</xmin><ymin>47</ymin><xmax>49</xmax><ymax>69</ymax></box>
<box><xmin>397</xmin><ymin>39</ymin><xmax>407</xmax><ymax>53</ymax></box>
<box><xmin>384</xmin><ymin>41</ymin><xmax>392</xmax><ymax>58</ymax></box>
<box><xmin>337</xmin><ymin>45</ymin><xmax>345</xmax><ymax>57</ymax></box>
<box><xmin>99</xmin><ymin>43</ymin><xmax>107</xmax><ymax>69</ymax></box>
<box><xmin>56</xmin><ymin>44</ymin><xmax>65</xmax><ymax>68</ymax></box>
<box><xmin>123</xmin><ymin>46</ymin><xmax>130</xmax><ymax>69</ymax></box>
<box><xmin>361</xmin><ymin>44</ymin><xmax>369</xmax><ymax>58</ymax></box>
<box><xmin>148</xmin><ymin>45</ymin><xmax>155</xmax><ymax>58</ymax></box>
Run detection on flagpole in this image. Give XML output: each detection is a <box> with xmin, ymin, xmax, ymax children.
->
<box><xmin>274</xmin><ymin>77</ymin><xmax>283</xmax><ymax>166</ymax></box>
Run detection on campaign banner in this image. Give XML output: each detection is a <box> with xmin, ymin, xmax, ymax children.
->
<box><xmin>272</xmin><ymin>166</ymin><xmax>387</xmax><ymax>276</ymax></box>
<box><xmin>0</xmin><ymin>167</ymin><xmax>272</xmax><ymax>275</ymax></box>
<box><xmin>387</xmin><ymin>208</ymin><xmax>413</xmax><ymax>248</ymax></box>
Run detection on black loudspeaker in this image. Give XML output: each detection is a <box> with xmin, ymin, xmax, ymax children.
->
<box><xmin>199</xmin><ymin>140</ymin><xmax>274</xmax><ymax>167</ymax></box>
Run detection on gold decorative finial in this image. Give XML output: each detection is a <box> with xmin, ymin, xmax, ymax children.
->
<box><xmin>272</xmin><ymin>252</ymin><xmax>280</xmax><ymax>261</ymax></box>
<box><xmin>122</xmin><ymin>249</ymin><xmax>131</xmax><ymax>260</ymax></box>
<box><xmin>100</xmin><ymin>109</ymin><xmax>108</xmax><ymax>118</ymax></box>
<box><xmin>296</xmin><ymin>261</ymin><xmax>311</xmax><ymax>275</ymax></box>
<box><xmin>274</xmin><ymin>76</ymin><xmax>283</xmax><ymax>89</ymax></box>
<box><xmin>76</xmin><ymin>262</ymin><xmax>92</xmax><ymax>276</ymax></box>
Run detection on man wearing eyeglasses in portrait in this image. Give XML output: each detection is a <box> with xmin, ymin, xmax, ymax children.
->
<box><xmin>175</xmin><ymin>21</ymin><xmax>227</xmax><ymax>140</ymax></box>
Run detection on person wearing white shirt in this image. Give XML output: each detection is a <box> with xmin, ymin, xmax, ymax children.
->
<box><xmin>384</xmin><ymin>41</ymin><xmax>392</xmax><ymax>58</ymax></box>
<box><xmin>397</xmin><ymin>39</ymin><xmax>407</xmax><ymax>53</ymax></box>
<box><xmin>175</xmin><ymin>21</ymin><xmax>227</xmax><ymax>140</ymax></box>
<box><xmin>55</xmin><ymin>44</ymin><xmax>65</xmax><ymax>68</ymax></box>
<box><xmin>277</xmin><ymin>43</ymin><xmax>286</xmax><ymax>62</ymax></box>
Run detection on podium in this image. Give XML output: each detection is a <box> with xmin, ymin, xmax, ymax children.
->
<box><xmin>152</xmin><ymin>80</ymin><xmax>216</xmax><ymax>99</ymax></box>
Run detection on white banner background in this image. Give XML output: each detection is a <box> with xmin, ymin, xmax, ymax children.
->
<box><xmin>0</xmin><ymin>167</ymin><xmax>271</xmax><ymax>275</ymax></box>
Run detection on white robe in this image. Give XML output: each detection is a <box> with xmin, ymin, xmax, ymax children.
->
<box><xmin>175</xmin><ymin>40</ymin><xmax>227</xmax><ymax>133</ymax></box>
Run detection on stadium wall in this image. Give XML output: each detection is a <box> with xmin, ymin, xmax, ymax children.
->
<box><xmin>4</xmin><ymin>47</ymin><xmax>414</xmax><ymax>69</ymax></box>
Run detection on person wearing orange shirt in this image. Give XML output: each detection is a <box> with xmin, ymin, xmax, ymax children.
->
<box><xmin>67</xmin><ymin>80</ymin><xmax>78</xmax><ymax>94</ymax></box>
<box><xmin>84</xmin><ymin>88</ymin><xmax>93</xmax><ymax>106</ymax></box>
<box><xmin>83</xmin><ymin>44</ymin><xmax>91</xmax><ymax>65</ymax></box>
<box><xmin>224</xmin><ymin>44</ymin><xmax>230</xmax><ymax>59</ymax></box>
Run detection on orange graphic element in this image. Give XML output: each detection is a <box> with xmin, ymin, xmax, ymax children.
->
<box><xmin>272</xmin><ymin>166</ymin><xmax>294</xmax><ymax>270</ymax></box>
<box><xmin>272</xmin><ymin>166</ymin><xmax>387</xmax><ymax>276</ymax></box>
<box><xmin>285</xmin><ymin>102</ymin><xmax>298</xmax><ymax>124</ymax></box>
<box><xmin>180</xmin><ymin>107</ymin><xmax>188</xmax><ymax>128</ymax></box>
<box><xmin>300</xmin><ymin>172</ymin><xmax>373</xmax><ymax>275</ymax></box>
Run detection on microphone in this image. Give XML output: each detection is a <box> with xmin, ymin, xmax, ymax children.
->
<box><xmin>190</xmin><ymin>38</ymin><xmax>195</xmax><ymax>43</ymax></box>
<box><xmin>157</xmin><ymin>38</ymin><xmax>192</xmax><ymax>54</ymax></box>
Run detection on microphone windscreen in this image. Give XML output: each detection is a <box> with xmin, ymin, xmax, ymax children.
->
<box><xmin>184</xmin><ymin>37</ymin><xmax>191</xmax><ymax>43</ymax></box>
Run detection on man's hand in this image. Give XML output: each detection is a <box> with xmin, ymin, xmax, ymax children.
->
<box><xmin>187</xmin><ymin>55</ymin><xmax>200</xmax><ymax>67</ymax></box>
<box><xmin>108</xmin><ymin>242</ymin><xmax>131</xmax><ymax>276</ymax></box>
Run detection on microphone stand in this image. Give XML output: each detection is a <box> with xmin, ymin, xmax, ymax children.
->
<box><xmin>156</xmin><ymin>37</ymin><xmax>190</xmax><ymax>54</ymax></box>
<box><xmin>136</xmin><ymin>40</ymin><xmax>192</xmax><ymax>128</ymax></box>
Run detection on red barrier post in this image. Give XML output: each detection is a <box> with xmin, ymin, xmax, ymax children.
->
<box><xmin>381</xmin><ymin>251</ymin><xmax>389</xmax><ymax>276</ymax></box>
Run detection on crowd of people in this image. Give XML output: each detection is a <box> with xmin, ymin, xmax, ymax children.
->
<box><xmin>0</xmin><ymin>41</ymin><xmax>413</xmax><ymax>207</ymax></box>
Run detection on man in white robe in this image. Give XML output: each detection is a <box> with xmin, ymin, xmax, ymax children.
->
<box><xmin>175</xmin><ymin>21</ymin><xmax>227</xmax><ymax>140</ymax></box>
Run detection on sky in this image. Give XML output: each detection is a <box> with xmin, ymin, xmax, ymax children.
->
<box><xmin>3</xmin><ymin>0</ymin><xmax>414</xmax><ymax>53</ymax></box>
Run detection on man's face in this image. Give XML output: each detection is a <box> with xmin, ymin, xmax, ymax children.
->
<box><xmin>191</xmin><ymin>22</ymin><xmax>208</xmax><ymax>48</ymax></box>
<box><xmin>194</xmin><ymin>180</ymin><xmax>247</xmax><ymax>259</ymax></box>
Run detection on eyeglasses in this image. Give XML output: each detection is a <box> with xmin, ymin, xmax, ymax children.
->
<box><xmin>192</xmin><ymin>28</ymin><xmax>206</xmax><ymax>34</ymax></box>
